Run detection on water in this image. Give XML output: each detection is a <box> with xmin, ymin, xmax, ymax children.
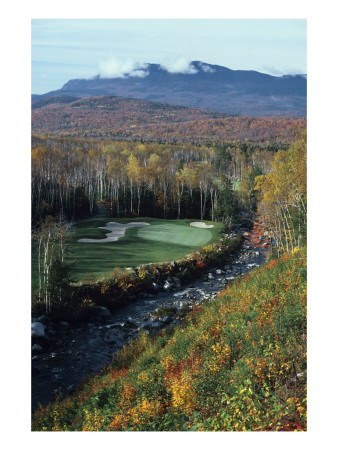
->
<box><xmin>32</xmin><ymin>229</ymin><xmax>269</xmax><ymax>412</ymax></box>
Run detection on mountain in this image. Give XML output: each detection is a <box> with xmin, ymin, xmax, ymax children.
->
<box><xmin>34</xmin><ymin>61</ymin><xmax>307</xmax><ymax>117</ymax></box>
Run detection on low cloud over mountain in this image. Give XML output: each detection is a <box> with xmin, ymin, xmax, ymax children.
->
<box><xmin>35</xmin><ymin>61</ymin><xmax>306</xmax><ymax>117</ymax></box>
<box><xmin>98</xmin><ymin>57</ymin><xmax>206</xmax><ymax>78</ymax></box>
<box><xmin>98</xmin><ymin>58</ymin><xmax>150</xmax><ymax>79</ymax></box>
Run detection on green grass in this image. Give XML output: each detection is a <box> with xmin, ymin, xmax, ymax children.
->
<box><xmin>32</xmin><ymin>218</ymin><xmax>224</xmax><ymax>287</ymax></box>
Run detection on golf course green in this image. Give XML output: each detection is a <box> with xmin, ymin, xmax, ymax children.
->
<box><xmin>32</xmin><ymin>218</ymin><xmax>224</xmax><ymax>287</ymax></box>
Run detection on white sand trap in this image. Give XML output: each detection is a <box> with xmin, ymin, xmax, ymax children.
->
<box><xmin>78</xmin><ymin>222</ymin><xmax>150</xmax><ymax>243</ymax></box>
<box><xmin>190</xmin><ymin>221</ymin><xmax>214</xmax><ymax>229</ymax></box>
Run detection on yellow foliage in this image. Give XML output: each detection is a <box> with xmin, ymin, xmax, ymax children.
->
<box><xmin>171</xmin><ymin>372</ymin><xmax>196</xmax><ymax>412</ymax></box>
<box><xmin>82</xmin><ymin>408</ymin><xmax>105</xmax><ymax>431</ymax></box>
<box><xmin>208</xmin><ymin>341</ymin><xmax>231</xmax><ymax>374</ymax></box>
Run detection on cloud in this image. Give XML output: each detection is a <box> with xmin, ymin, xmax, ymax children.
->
<box><xmin>98</xmin><ymin>58</ymin><xmax>149</xmax><ymax>79</ymax></box>
<box><xmin>98</xmin><ymin>57</ymin><xmax>207</xmax><ymax>78</ymax></box>
<box><xmin>160</xmin><ymin>58</ymin><xmax>198</xmax><ymax>74</ymax></box>
<box><xmin>128</xmin><ymin>69</ymin><xmax>149</xmax><ymax>78</ymax></box>
<box><xmin>260</xmin><ymin>65</ymin><xmax>284</xmax><ymax>76</ymax></box>
<box><xmin>260</xmin><ymin>65</ymin><xmax>306</xmax><ymax>76</ymax></box>
<box><xmin>198</xmin><ymin>62</ymin><xmax>215</xmax><ymax>73</ymax></box>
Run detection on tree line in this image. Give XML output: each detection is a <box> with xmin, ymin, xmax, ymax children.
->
<box><xmin>31</xmin><ymin>136</ymin><xmax>278</xmax><ymax>226</ymax></box>
<box><xmin>254</xmin><ymin>131</ymin><xmax>307</xmax><ymax>254</ymax></box>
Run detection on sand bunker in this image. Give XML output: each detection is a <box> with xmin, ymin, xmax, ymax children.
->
<box><xmin>78</xmin><ymin>222</ymin><xmax>150</xmax><ymax>243</ymax></box>
<box><xmin>190</xmin><ymin>222</ymin><xmax>214</xmax><ymax>229</ymax></box>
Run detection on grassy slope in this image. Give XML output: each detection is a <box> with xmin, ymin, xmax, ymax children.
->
<box><xmin>32</xmin><ymin>218</ymin><xmax>223</xmax><ymax>288</ymax></box>
<box><xmin>32</xmin><ymin>249</ymin><xmax>307</xmax><ymax>431</ymax></box>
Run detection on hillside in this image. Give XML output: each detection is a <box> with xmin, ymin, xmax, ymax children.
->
<box><xmin>31</xmin><ymin>95</ymin><xmax>306</xmax><ymax>143</ymax></box>
<box><xmin>32</xmin><ymin>249</ymin><xmax>306</xmax><ymax>431</ymax></box>
<box><xmin>32</xmin><ymin>61</ymin><xmax>307</xmax><ymax>117</ymax></box>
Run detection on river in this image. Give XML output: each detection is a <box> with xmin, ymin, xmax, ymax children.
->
<box><xmin>31</xmin><ymin>224</ymin><xmax>270</xmax><ymax>412</ymax></box>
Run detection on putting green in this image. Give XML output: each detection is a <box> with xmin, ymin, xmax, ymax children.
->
<box><xmin>32</xmin><ymin>218</ymin><xmax>224</xmax><ymax>287</ymax></box>
<box><xmin>136</xmin><ymin>223</ymin><xmax>213</xmax><ymax>246</ymax></box>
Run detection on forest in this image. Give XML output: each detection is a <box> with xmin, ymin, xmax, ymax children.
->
<box><xmin>31</xmin><ymin>129</ymin><xmax>306</xmax><ymax>321</ymax></box>
<box><xmin>31</xmin><ymin>115</ymin><xmax>307</xmax><ymax>431</ymax></box>
<box><xmin>31</xmin><ymin>134</ymin><xmax>303</xmax><ymax>224</ymax></box>
<box><xmin>31</xmin><ymin>95</ymin><xmax>306</xmax><ymax>143</ymax></box>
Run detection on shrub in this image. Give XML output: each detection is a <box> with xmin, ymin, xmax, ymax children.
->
<box><xmin>32</xmin><ymin>248</ymin><xmax>306</xmax><ymax>431</ymax></box>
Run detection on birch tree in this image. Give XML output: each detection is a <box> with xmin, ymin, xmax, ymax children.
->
<box><xmin>33</xmin><ymin>217</ymin><xmax>73</xmax><ymax>314</ymax></box>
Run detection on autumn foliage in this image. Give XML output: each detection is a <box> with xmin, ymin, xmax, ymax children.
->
<box><xmin>31</xmin><ymin>131</ymin><xmax>307</xmax><ymax>226</ymax></box>
<box><xmin>31</xmin><ymin>95</ymin><xmax>306</xmax><ymax>144</ymax></box>
<box><xmin>32</xmin><ymin>249</ymin><xmax>307</xmax><ymax>431</ymax></box>
<box><xmin>254</xmin><ymin>131</ymin><xmax>307</xmax><ymax>254</ymax></box>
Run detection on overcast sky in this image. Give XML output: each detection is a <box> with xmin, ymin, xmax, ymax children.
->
<box><xmin>31</xmin><ymin>19</ymin><xmax>307</xmax><ymax>94</ymax></box>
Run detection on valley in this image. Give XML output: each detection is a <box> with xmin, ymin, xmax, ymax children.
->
<box><xmin>30</xmin><ymin>50</ymin><xmax>307</xmax><ymax>431</ymax></box>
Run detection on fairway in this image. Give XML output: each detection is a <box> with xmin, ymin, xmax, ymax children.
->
<box><xmin>32</xmin><ymin>218</ymin><xmax>223</xmax><ymax>286</ymax></box>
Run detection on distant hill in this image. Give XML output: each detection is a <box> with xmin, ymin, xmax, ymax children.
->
<box><xmin>33</xmin><ymin>61</ymin><xmax>307</xmax><ymax>117</ymax></box>
<box><xmin>31</xmin><ymin>95</ymin><xmax>79</xmax><ymax>109</ymax></box>
<box><xmin>31</xmin><ymin>95</ymin><xmax>306</xmax><ymax>143</ymax></box>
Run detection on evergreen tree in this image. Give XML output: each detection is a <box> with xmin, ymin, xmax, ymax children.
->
<box><xmin>214</xmin><ymin>179</ymin><xmax>237</xmax><ymax>229</ymax></box>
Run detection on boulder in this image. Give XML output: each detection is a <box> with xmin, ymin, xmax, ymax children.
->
<box><xmin>161</xmin><ymin>316</ymin><xmax>172</xmax><ymax>324</ymax></box>
<box><xmin>32</xmin><ymin>344</ymin><xmax>43</xmax><ymax>352</ymax></box>
<box><xmin>31</xmin><ymin>322</ymin><xmax>45</xmax><ymax>338</ymax></box>
<box><xmin>94</xmin><ymin>306</ymin><xmax>111</xmax><ymax>318</ymax></box>
<box><xmin>46</xmin><ymin>329</ymin><xmax>56</xmax><ymax>336</ymax></box>
<box><xmin>247</xmin><ymin>263</ymin><xmax>259</xmax><ymax>269</ymax></box>
<box><xmin>215</xmin><ymin>269</ymin><xmax>223</xmax><ymax>275</ymax></box>
<box><xmin>104</xmin><ymin>322</ymin><xmax>124</xmax><ymax>330</ymax></box>
<box><xmin>138</xmin><ymin>320</ymin><xmax>163</xmax><ymax>332</ymax></box>
<box><xmin>104</xmin><ymin>329</ymin><xmax>125</xmax><ymax>345</ymax></box>
<box><xmin>163</xmin><ymin>280</ymin><xmax>174</xmax><ymax>291</ymax></box>
<box><xmin>179</xmin><ymin>300</ymin><xmax>190</xmax><ymax>309</ymax></box>
<box><xmin>181</xmin><ymin>268</ymin><xmax>192</xmax><ymax>280</ymax></box>
<box><xmin>173</xmin><ymin>289</ymin><xmax>189</xmax><ymax>297</ymax></box>
<box><xmin>150</xmin><ymin>321</ymin><xmax>164</xmax><ymax>330</ymax></box>
<box><xmin>173</xmin><ymin>277</ymin><xmax>181</xmax><ymax>288</ymax></box>
<box><xmin>37</xmin><ymin>315</ymin><xmax>49</xmax><ymax>325</ymax></box>
<box><xmin>123</xmin><ymin>319</ymin><xmax>138</xmax><ymax>329</ymax></box>
<box><xmin>151</xmin><ymin>282</ymin><xmax>160</xmax><ymax>293</ymax></box>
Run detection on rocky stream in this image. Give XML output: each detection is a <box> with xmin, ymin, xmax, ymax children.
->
<box><xmin>31</xmin><ymin>223</ymin><xmax>271</xmax><ymax>412</ymax></box>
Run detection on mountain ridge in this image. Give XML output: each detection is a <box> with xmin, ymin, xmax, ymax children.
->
<box><xmin>33</xmin><ymin>61</ymin><xmax>306</xmax><ymax>117</ymax></box>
